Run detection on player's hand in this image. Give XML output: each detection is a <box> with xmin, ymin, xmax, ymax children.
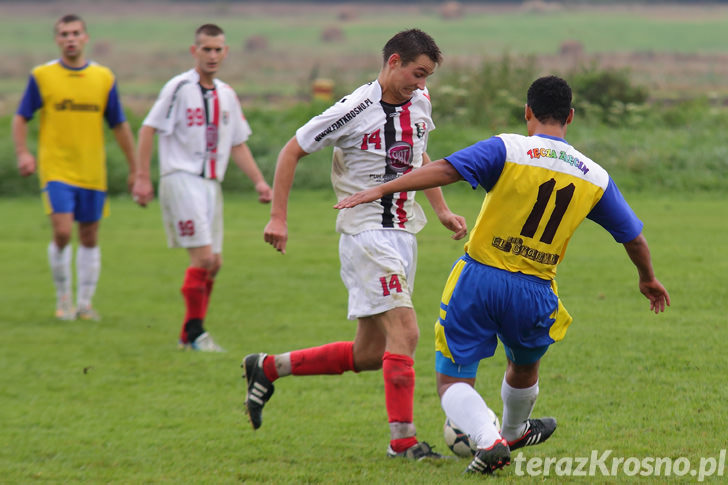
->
<box><xmin>334</xmin><ymin>187</ymin><xmax>383</xmax><ymax>209</ymax></box>
<box><xmin>17</xmin><ymin>151</ymin><xmax>36</xmax><ymax>177</ymax></box>
<box><xmin>264</xmin><ymin>218</ymin><xmax>288</xmax><ymax>254</ymax></box>
<box><xmin>256</xmin><ymin>181</ymin><xmax>273</xmax><ymax>204</ymax></box>
<box><xmin>439</xmin><ymin>212</ymin><xmax>467</xmax><ymax>240</ymax></box>
<box><xmin>132</xmin><ymin>176</ymin><xmax>155</xmax><ymax>207</ymax></box>
<box><xmin>639</xmin><ymin>278</ymin><xmax>670</xmax><ymax>314</ymax></box>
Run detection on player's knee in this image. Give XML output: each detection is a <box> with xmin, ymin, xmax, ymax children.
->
<box><xmin>397</xmin><ymin>323</ymin><xmax>420</xmax><ymax>354</ymax></box>
<box><xmin>196</xmin><ymin>255</ymin><xmax>218</xmax><ymax>273</ymax></box>
<box><xmin>210</xmin><ymin>256</ymin><xmax>222</xmax><ymax>276</ymax></box>
<box><xmin>353</xmin><ymin>349</ymin><xmax>384</xmax><ymax>371</ymax></box>
<box><xmin>437</xmin><ymin>382</ymin><xmax>453</xmax><ymax>398</ymax></box>
<box><xmin>356</xmin><ymin>357</ymin><xmax>383</xmax><ymax>371</ymax></box>
<box><xmin>54</xmin><ymin>231</ymin><xmax>72</xmax><ymax>248</ymax></box>
<box><xmin>505</xmin><ymin>361</ymin><xmax>540</xmax><ymax>388</ymax></box>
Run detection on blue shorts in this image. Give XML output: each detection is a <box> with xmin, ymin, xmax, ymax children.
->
<box><xmin>43</xmin><ymin>181</ymin><xmax>107</xmax><ymax>222</ymax></box>
<box><xmin>434</xmin><ymin>254</ymin><xmax>563</xmax><ymax>374</ymax></box>
<box><xmin>436</xmin><ymin>344</ymin><xmax>549</xmax><ymax>378</ymax></box>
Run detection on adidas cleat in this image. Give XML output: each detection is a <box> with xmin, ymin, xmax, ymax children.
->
<box><xmin>76</xmin><ymin>305</ymin><xmax>101</xmax><ymax>321</ymax></box>
<box><xmin>386</xmin><ymin>441</ymin><xmax>448</xmax><ymax>461</ymax></box>
<box><xmin>190</xmin><ymin>332</ymin><xmax>225</xmax><ymax>352</ymax></box>
<box><xmin>465</xmin><ymin>438</ymin><xmax>510</xmax><ymax>474</ymax></box>
<box><xmin>55</xmin><ymin>297</ymin><xmax>75</xmax><ymax>321</ymax></box>
<box><xmin>242</xmin><ymin>353</ymin><xmax>275</xmax><ymax>430</ymax></box>
<box><xmin>507</xmin><ymin>417</ymin><xmax>557</xmax><ymax>451</ymax></box>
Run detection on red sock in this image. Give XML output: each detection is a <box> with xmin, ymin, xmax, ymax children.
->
<box><xmin>383</xmin><ymin>352</ymin><xmax>416</xmax><ymax>451</ymax></box>
<box><xmin>203</xmin><ymin>277</ymin><xmax>215</xmax><ymax>313</ymax></box>
<box><xmin>289</xmin><ymin>341</ymin><xmax>355</xmax><ymax>375</ymax></box>
<box><xmin>390</xmin><ymin>437</ymin><xmax>418</xmax><ymax>453</ymax></box>
<box><xmin>180</xmin><ymin>267</ymin><xmax>208</xmax><ymax>342</ymax></box>
<box><xmin>263</xmin><ymin>355</ymin><xmax>279</xmax><ymax>382</ymax></box>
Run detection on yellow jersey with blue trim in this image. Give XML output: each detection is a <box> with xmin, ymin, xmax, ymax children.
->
<box><xmin>16</xmin><ymin>59</ymin><xmax>127</xmax><ymax>191</ymax></box>
<box><xmin>445</xmin><ymin>133</ymin><xmax>643</xmax><ymax>281</ymax></box>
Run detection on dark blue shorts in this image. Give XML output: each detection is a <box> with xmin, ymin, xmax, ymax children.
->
<box><xmin>434</xmin><ymin>254</ymin><xmax>560</xmax><ymax>373</ymax></box>
<box><xmin>43</xmin><ymin>181</ymin><xmax>106</xmax><ymax>222</ymax></box>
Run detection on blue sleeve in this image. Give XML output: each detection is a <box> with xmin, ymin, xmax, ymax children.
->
<box><xmin>16</xmin><ymin>75</ymin><xmax>42</xmax><ymax>120</ymax></box>
<box><xmin>444</xmin><ymin>136</ymin><xmax>506</xmax><ymax>192</ymax></box>
<box><xmin>587</xmin><ymin>177</ymin><xmax>643</xmax><ymax>243</ymax></box>
<box><xmin>104</xmin><ymin>81</ymin><xmax>127</xmax><ymax>128</ymax></box>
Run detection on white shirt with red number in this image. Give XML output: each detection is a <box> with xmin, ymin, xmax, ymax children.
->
<box><xmin>296</xmin><ymin>80</ymin><xmax>435</xmax><ymax>235</ymax></box>
<box><xmin>143</xmin><ymin>69</ymin><xmax>251</xmax><ymax>182</ymax></box>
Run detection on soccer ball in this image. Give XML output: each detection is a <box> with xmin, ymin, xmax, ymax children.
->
<box><xmin>443</xmin><ymin>408</ymin><xmax>500</xmax><ymax>458</ymax></box>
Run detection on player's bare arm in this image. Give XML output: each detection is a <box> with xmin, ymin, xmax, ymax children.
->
<box><xmin>623</xmin><ymin>233</ymin><xmax>671</xmax><ymax>314</ymax></box>
<box><xmin>11</xmin><ymin>114</ymin><xmax>36</xmax><ymax>177</ymax></box>
<box><xmin>132</xmin><ymin>124</ymin><xmax>157</xmax><ymax>207</ymax></box>
<box><xmin>421</xmin><ymin>153</ymin><xmax>467</xmax><ymax>240</ymax></box>
<box><xmin>334</xmin><ymin>159</ymin><xmax>462</xmax><ymax>209</ymax></box>
<box><xmin>230</xmin><ymin>143</ymin><xmax>272</xmax><ymax>203</ymax></box>
<box><xmin>111</xmin><ymin>121</ymin><xmax>139</xmax><ymax>194</ymax></box>
<box><xmin>263</xmin><ymin>136</ymin><xmax>310</xmax><ymax>254</ymax></box>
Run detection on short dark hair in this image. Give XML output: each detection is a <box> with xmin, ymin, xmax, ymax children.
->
<box><xmin>527</xmin><ymin>76</ymin><xmax>573</xmax><ymax>125</ymax></box>
<box><xmin>195</xmin><ymin>24</ymin><xmax>224</xmax><ymax>43</ymax></box>
<box><xmin>382</xmin><ymin>29</ymin><xmax>442</xmax><ymax>66</ymax></box>
<box><xmin>55</xmin><ymin>14</ymin><xmax>86</xmax><ymax>35</ymax></box>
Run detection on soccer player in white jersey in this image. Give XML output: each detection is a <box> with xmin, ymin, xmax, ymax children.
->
<box><xmin>134</xmin><ymin>24</ymin><xmax>272</xmax><ymax>352</ymax></box>
<box><xmin>242</xmin><ymin>29</ymin><xmax>467</xmax><ymax>460</ymax></box>
<box><xmin>335</xmin><ymin>76</ymin><xmax>671</xmax><ymax>474</ymax></box>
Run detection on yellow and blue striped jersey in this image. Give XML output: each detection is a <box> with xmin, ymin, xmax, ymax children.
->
<box><xmin>17</xmin><ymin>60</ymin><xmax>126</xmax><ymax>191</ymax></box>
<box><xmin>445</xmin><ymin>133</ymin><xmax>643</xmax><ymax>281</ymax></box>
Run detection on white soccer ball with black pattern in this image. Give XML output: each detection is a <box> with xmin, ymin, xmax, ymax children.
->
<box><xmin>443</xmin><ymin>409</ymin><xmax>500</xmax><ymax>458</ymax></box>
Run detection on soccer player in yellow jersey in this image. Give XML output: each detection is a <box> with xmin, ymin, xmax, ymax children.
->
<box><xmin>12</xmin><ymin>14</ymin><xmax>140</xmax><ymax>321</ymax></box>
<box><xmin>336</xmin><ymin>76</ymin><xmax>670</xmax><ymax>474</ymax></box>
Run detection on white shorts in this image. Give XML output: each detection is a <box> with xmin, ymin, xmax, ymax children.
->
<box><xmin>339</xmin><ymin>229</ymin><xmax>417</xmax><ymax>320</ymax></box>
<box><xmin>159</xmin><ymin>172</ymin><xmax>223</xmax><ymax>253</ymax></box>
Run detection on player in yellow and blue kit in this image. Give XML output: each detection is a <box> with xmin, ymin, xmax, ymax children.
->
<box><xmin>335</xmin><ymin>76</ymin><xmax>670</xmax><ymax>475</ymax></box>
<box><xmin>12</xmin><ymin>14</ymin><xmax>141</xmax><ymax>321</ymax></box>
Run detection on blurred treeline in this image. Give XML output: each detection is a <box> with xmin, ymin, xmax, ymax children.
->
<box><xmin>9</xmin><ymin>0</ymin><xmax>727</xmax><ymax>4</ymax></box>
<box><xmin>2</xmin><ymin>59</ymin><xmax>726</xmax><ymax>197</ymax></box>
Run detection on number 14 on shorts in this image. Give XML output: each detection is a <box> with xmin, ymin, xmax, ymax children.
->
<box><xmin>379</xmin><ymin>275</ymin><xmax>402</xmax><ymax>296</ymax></box>
<box><xmin>177</xmin><ymin>219</ymin><xmax>195</xmax><ymax>237</ymax></box>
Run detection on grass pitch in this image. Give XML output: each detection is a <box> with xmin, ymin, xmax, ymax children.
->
<box><xmin>1</xmin><ymin>190</ymin><xmax>726</xmax><ymax>483</ymax></box>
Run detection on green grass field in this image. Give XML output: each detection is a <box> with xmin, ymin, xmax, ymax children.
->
<box><xmin>1</xmin><ymin>189</ymin><xmax>726</xmax><ymax>483</ymax></box>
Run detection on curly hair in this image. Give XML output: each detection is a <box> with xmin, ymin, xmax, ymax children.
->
<box><xmin>527</xmin><ymin>76</ymin><xmax>573</xmax><ymax>125</ymax></box>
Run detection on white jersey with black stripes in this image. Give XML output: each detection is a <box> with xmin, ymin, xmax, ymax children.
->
<box><xmin>296</xmin><ymin>80</ymin><xmax>435</xmax><ymax>235</ymax></box>
<box><xmin>142</xmin><ymin>68</ymin><xmax>251</xmax><ymax>181</ymax></box>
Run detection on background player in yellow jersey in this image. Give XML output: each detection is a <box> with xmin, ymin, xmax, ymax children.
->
<box><xmin>335</xmin><ymin>76</ymin><xmax>670</xmax><ymax>474</ymax></box>
<box><xmin>12</xmin><ymin>14</ymin><xmax>139</xmax><ymax>321</ymax></box>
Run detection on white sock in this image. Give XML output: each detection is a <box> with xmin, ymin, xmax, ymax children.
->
<box><xmin>76</xmin><ymin>245</ymin><xmax>101</xmax><ymax>309</ymax></box>
<box><xmin>274</xmin><ymin>353</ymin><xmax>292</xmax><ymax>378</ymax></box>
<box><xmin>441</xmin><ymin>382</ymin><xmax>501</xmax><ymax>449</ymax></box>
<box><xmin>48</xmin><ymin>241</ymin><xmax>72</xmax><ymax>303</ymax></box>
<box><xmin>500</xmin><ymin>376</ymin><xmax>539</xmax><ymax>442</ymax></box>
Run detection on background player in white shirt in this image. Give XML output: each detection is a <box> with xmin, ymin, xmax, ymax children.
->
<box><xmin>134</xmin><ymin>24</ymin><xmax>272</xmax><ymax>352</ymax></box>
<box><xmin>242</xmin><ymin>29</ymin><xmax>467</xmax><ymax>460</ymax></box>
